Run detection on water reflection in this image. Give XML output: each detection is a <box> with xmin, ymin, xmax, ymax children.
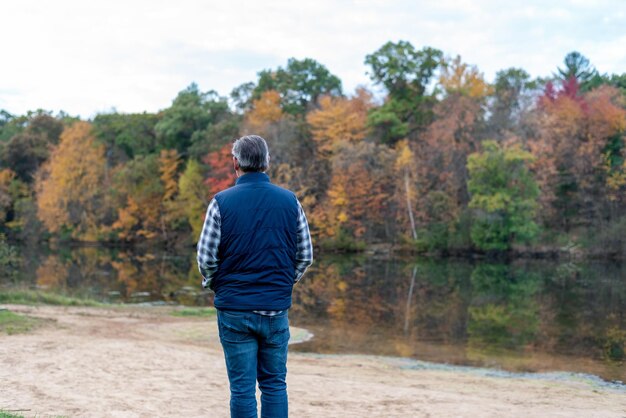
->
<box><xmin>289</xmin><ymin>255</ymin><xmax>625</xmax><ymax>382</ymax></box>
<box><xmin>1</xmin><ymin>245</ymin><xmax>625</xmax><ymax>382</ymax></box>
<box><xmin>7</xmin><ymin>245</ymin><xmax>213</xmax><ymax>306</ymax></box>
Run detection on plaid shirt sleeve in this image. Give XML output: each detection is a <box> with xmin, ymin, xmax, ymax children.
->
<box><xmin>295</xmin><ymin>199</ymin><xmax>313</xmax><ymax>283</ymax></box>
<box><xmin>197</xmin><ymin>198</ymin><xmax>221</xmax><ymax>290</ymax></box>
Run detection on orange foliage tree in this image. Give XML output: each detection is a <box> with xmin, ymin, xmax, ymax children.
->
<box><xmin>112</xmin><ymin>155</ymin><xmax>164</xmax><ymax>241</ymax></box>
<box><xmin>417</xmin><ymin>94</ymin><xmax>484</xmax><ymax>229</ymax></box>
<box><xmin>36</xmin><ymin>122</ymin><xmax>109</xmax><ymax>240</ymax></box>
<box><xmin>528</xmin><ymin>82</ymin><xmax>626</xmax><ymax>228</ymax></box>
<box><xmin>312</xmin><ymin>141</ymin><xmax>395</xmax><ymax>243</ymax></box>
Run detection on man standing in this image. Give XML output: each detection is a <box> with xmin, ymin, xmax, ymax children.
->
<box><xmin>197</xmin><ymin>135</ymin><xmax>313</xmax><ymax>418</ymax></box>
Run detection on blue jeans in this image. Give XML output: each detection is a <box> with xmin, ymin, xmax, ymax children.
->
<box><xmin>217</xmin><ymin>309</ymin><xmax>290</xmax><ymax>418</ymax></box>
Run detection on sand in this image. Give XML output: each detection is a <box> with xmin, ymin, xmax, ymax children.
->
<box><xmin>0</xmin><ymin>304</ymin><xmax>625</xmax><ymax>418</ymax></box>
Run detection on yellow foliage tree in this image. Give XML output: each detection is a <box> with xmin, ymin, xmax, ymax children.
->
<box><xmin>244</xmin><ymin>90</ymin><xmax>283</xmax><ymax>134</ymax></box>
<box><xmin>36</xmin><ymin>121</ymin><xmax>108</xmax><ymax>240</ymax></box>
<box><xmin>159</xmin><ymin>149</ymin><xmax>180</xmax><ymax>202</ymax></box>
<box><xmin>439</xmin><ymin>55</ymin><xmax>493</xmax><ymax>99</ymax></box>
<box><xmin>306</xmin><ymin>88</ymin><xmax>372</xmax><ymax>154</ymax></box>
<box><xmin>395</xmin><ymin>140</ymin><xmax>418</xmax><ymax>240</ymax></box>
<box><xmin>176</xmin><ymin>159</ymin><xmax>208</xmax><ymax>239</ymax></box>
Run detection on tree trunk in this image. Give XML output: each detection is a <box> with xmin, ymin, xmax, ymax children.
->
<box><xmin>404</xmin><ymin>169</ymin><xmax>417</xmax><ymax>240</ymax></box>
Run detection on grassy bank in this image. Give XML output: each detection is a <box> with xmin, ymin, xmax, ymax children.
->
<box><xmin>0</xmin><ymin>412</ymin><xmax>25</xmax><ymax>418</ymax></box>
<box><xmin>0</xmin><ymin>310</ymin><xmax>44</xmax><ymax>335</ymax></box>
<box><xmin>171</xmin><ymin>307</ymin><xmax>216</xmax><ymax>317</ymax></box>
<box><xmin>0</xmin><ymin>289</ymin><xmax>105</xmax><ymax>307</ymax></box>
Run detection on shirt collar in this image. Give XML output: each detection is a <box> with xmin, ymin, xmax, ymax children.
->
<box><xmin>235</xmin><ymin>171</ymin><xmax>271</xmax><ymax>185</ymax></box>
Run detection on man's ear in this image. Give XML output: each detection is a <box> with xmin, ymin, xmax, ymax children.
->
<box><xmin>233</xmin><ymin>157</ymin><xmax>240</xmax><ymax>171</ymax></box>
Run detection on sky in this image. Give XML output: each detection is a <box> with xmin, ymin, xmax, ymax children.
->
<box><xmin>1</xmin><ymin>0</ymin><xmax>625</xmax><ymax>118</ymax></box>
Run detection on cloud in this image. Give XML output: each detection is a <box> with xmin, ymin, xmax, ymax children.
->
<box><xmin>0</xmin><ymin>0</ymin><xmax>625</xmax><ymax>117</ymax></box>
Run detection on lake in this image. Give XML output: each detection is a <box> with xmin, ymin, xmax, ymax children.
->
<box><xmin>2</xmin><ymin>244</ymin><xmax>625</xmax><ymax>383</ymax></box>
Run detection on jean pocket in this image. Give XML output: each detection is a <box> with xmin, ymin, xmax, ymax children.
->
<box><xmin>268</xmin><ymin>316</ymin><xmax>290</xmax><ymax>346</ymax></box>
<box><xmin>218</xmin><ymin>311</ymin><xmax>250</xmax><ymax>343</ymax></box>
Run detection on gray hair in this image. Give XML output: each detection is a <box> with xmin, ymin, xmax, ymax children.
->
<box><xmin>232</xmin><ymin>135</ymin><xmax>270</xmax><ymax>172</ymax></box>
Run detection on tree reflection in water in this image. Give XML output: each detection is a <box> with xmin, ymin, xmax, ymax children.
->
<box><xmin>4</xmin><ymin>245</ymin><xmax>625</xmax><ymax>382</ymax></box>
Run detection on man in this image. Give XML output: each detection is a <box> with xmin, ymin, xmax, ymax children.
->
<box><xmin>197</xmin><ymin>135</ymin><xmax>313</xmax><ymax>418</ymax></box>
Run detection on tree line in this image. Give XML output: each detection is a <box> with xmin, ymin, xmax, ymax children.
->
<box><xmin>1</xmin><ymin>41</ymin><xmax>626</xmax><ymax>255</ymax></box>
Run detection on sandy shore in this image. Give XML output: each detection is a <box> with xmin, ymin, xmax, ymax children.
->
<box><xmin>0</xmin><ymin>305</ymin><xmax>624</xmax><ymax>418</ymax></box>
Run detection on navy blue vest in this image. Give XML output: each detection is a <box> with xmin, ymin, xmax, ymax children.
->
<box><xmin>212</xmin><ymin>172</ymin><xmax>299</xmax><ymax>311</ymax></box>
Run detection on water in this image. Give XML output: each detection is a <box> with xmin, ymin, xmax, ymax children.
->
<box><xmin>2</xmin><ymin>244</ymin><xmax>625</xmax><ymax>383</ymax></box>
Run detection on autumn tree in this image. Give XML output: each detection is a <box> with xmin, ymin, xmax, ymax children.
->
<box><xmin>415</xmin><ymin>77</ymin><xmax>486</xmax><ymax>248</ymax></box>
<box><xmin>176</xmin><ymin>159</ymin><xmax>208</xmax><ymax>239</ymax></box>
<box><xmin>203</xmin><ymin>142</ymin><xmax>235</xmax><ymax>197</ymax></box>
<box><xmin>307</xmin><ymin>88</ymin><xmax>372</xmax><ymax>155</ymax></box>
<box><xmin>529</xmin><ymin>81</ymin><xmax>626</xmax><ymax>229</ymax></box>
<box><xmin>244</xmin><ymin>90</ymin><xmax>284</xmax><ymax>131</ymax></box>
<box><xmin>36</xmin><ymin>121</ymin><xmax>110</xmax><ymax>240</ymax></box>
<box><xmin>243</xmin><ymin>87</ymin><xmax>315</xmax><ymax>211</ymax></box>
<box><xmin>439</xmin><ymin>55</ymin><xmax>493</xmax><ymax>99</ymax></box>
<box><xmin>242</xmin><ymin>89</ymin><xmax>293</xmax><ymax>152</ymax></box>
<box><xmin>159</xmin><ymin>149</ymin><xmax>180</xmax><ymax>202</ymax></box>
<box><xmin>312</xmin><ymin>141</ymin><xmax>395</xmax><ymax>245</ymax></box>
<box><xmin>158</xmin><ymin>149</ymin><xmax>182</xmax><ymax>238</ymax></box>
<box><xmin>394</xmin><ymin>140</ymin><xmax>417</xmax><ymax>240</ymax></box>
<box><xmin>112</xmin><ymin>155</ymin><xmax>164</xmax><ymax>241</ymax></box>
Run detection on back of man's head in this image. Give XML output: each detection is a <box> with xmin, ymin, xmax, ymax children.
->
<box><xmin>232</xmin><ymin>135</ymin><xmax>270</xmax><ymax>172</ymax></box>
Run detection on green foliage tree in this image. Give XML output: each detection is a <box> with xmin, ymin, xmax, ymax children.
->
<box><xmin>467</xmin><ymin>141</ymin><xmax>540</xmax><ymax>251</ymax></box>
<box><xmin>230</xmin><ymin>81</ymin><xmax>255</xmax><ymax>113</ymax></box>
<box><xmin>93</xmin><ymin>112</ymin><xmax>159</xmax><ymax>159</ymax></box>
<box><xmin>0</xmin><ymin>111</ymin><xmax>26</xmax><ymax>142</ymax></box>
<box><xmin>557</xmin><ymin>51</ymin><xmax>598</xmax><ymax>91</ymax></box>
<box><xmin>364</xmin><ymin>41</ymin><xmax>443</xmax><ymax>143</ymax></box>
<box><xmin>0</xmin><ymin>113</ymin><xmax>64</xmax><ymax>182</ymax></box>
<box><xmin>488</xmin><ymin>68</ymin><xmax>534</xmax><ymax>138</ymax></box>
<box><xmin>254</xmin><ymin>58</ymin><xmax>342</xmax><ymax>116</ymax></box>
<box><xmin>0</xmin><ymin>233</ymin><xmax>19</xmax><ymax>276</ymax></box>
<box><xmin>468</xmin><ymin>263</ymin><xmax>540</xmax><ymax>349</ymax></box>
<box><xmin>365</xmin><ymin>41</ymin><xmax>441</xmax><ymax>98</ymax></box>
<box><xmin>155</xmin><ymin>83</ymin><xmax>237</xmax><ymax>159</ymax></box>
<box><xmin>584</xmin><ymin>72</ymin><xmax>626</xmax><ymax>97</ymax></box>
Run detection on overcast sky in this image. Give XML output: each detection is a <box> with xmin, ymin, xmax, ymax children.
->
<box><xmin>1</xmin><ymin>0</ymin><xmax>625</xmax><ymax>118</ymax></box>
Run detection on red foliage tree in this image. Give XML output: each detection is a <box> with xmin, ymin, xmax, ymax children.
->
<box><xmin>203</xmin><ymin>143</ymin><xmax>235</xmax><ymax>197</ymax></box>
